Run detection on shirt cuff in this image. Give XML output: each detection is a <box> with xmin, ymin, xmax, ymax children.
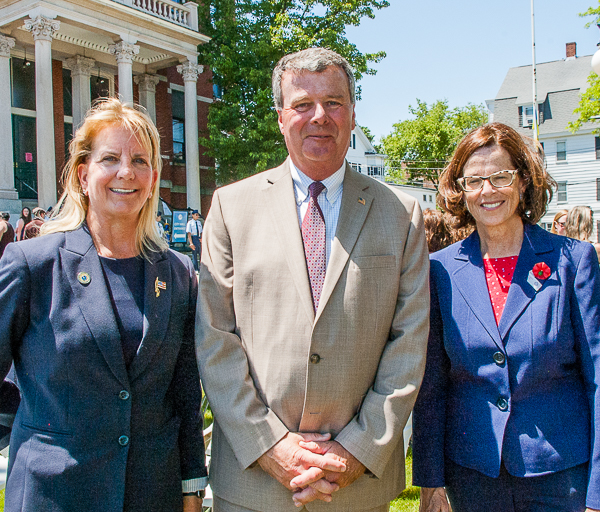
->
<box><xmin>182</xmin><ymin>477</ymin><xmax>208</xmax><ymax>493</ymax></box>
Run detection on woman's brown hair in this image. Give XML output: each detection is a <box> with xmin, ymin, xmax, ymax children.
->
<box><xmin>437</xmin><ymin>122</ymin><xmax>555</xmax><ymax>228</ymax></box>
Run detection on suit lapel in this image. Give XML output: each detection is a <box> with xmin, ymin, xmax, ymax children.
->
<box><xmin>452</xmin><ymin>232</ymin><xmax>504</xmax><ymax>349</ymax></box>
<box><xmin>60</xmin><ymin>227</ymin><xmax>129</xmax><ymax>387</ymax></box>
<box><xmin>498</xmin><ymin>224</ymin><xmax>554</xmax><ymax>340</ymax></box>
<box><xmin>128</xmin><ymin>252</ymin><xmax>172</xmax><ymax>382</ymax></box>
<box><xmin>264</xmin><ymin>160</ymin><xmax>315</xmax><ymax>324</ymax></box>
<box><xmin>315</xmin><ymin>166</ymin><xmax>373</xmax><ymax>323</ymax></box>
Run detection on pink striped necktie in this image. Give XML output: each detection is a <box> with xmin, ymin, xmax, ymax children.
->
<box><xmin>302</xmin><ymin>181</ymin><xmax>326</xmax><ymax>312</ymax></box>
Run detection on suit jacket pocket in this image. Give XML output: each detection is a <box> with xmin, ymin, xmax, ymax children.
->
<box><xmin>21</xmin><ymin>422</ymin><xmax>73</xmax><ymax>437</ymax></box>
<box><xmin>351</xmin><ymin>255</ymin><xmax>396</xmax><ymax>270</ymax></box>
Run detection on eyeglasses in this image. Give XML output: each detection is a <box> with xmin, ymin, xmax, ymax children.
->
<box><xmin>555</xmin><ymin>221</ymin><xmax>566</xmax><ymax>227</ymax></box>
<box><xmin>456</xmin><ymin>170</ymin><xmax>518</xmax><ymax>192</ymax></box>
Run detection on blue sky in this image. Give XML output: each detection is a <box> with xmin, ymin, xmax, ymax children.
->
<box><xmin>346</xmin><ymin>0</ymin><xmax>600</xmax><ymax>142</ymax></box>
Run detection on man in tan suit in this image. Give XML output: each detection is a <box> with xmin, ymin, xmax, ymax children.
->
<box><xmin>196</xmin><ymin>48</ymin><xmax>429</xmax><ymax>511</ymax></box>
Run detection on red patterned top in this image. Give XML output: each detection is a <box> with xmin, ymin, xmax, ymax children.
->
<box><xmin>483</xmin><ymin>256</ymin><xmax>518</xmax><ymax>325</ymax></box>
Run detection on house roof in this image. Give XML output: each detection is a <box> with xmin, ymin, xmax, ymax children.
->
<box><xmin>496</xmin><ymin>55</ymin><xmax>592</xmax><ymax>105</ymax></box>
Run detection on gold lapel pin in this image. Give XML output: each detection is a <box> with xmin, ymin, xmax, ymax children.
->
<box><xmin>358</xmin><ymin>197</ymin><xmax>366</xmax><ymax>205</ymax></box>
<box><xmin>77</xmin><ymin>272</ymin><xmax>91</xmax><ymax>285</ymax></box>
<box><xmin>155</xmin><ymin>277</ymin><xmax>167</xmax><ymax>297</ymax></box>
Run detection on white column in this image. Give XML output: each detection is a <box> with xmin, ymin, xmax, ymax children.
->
<box><xmin>109</xmin><ymin>40</ymin><xmax>139</xmax><ymax>106</ymax></box>
<box><xmin>134</xmin><ymin>74</ymin><xmax>160</xmax><ymax>123</ymax></box>
<box><xmin>176</xmin><ymin>59</ymin><xmax>203</xmax><ymax>210</ymax></box>
<box><xmin>65</xmin><ymin>55</ymin><xmax>95</xmax><ymax>130</ymax></box>
<box><xmin>0</xmin><ymin>35</ymin><xmax>18</xmax><ymax>205</ymax></box>
<box><xmin>24</xmin><ymin>15</ymin><xmax>60</xmax><ymax>208</ymax></box>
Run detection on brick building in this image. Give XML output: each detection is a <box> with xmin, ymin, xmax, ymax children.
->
<box><xmin>0</xmin><ymin>0</ymin><xmax>215</xmax><ymax>219</ymax></box>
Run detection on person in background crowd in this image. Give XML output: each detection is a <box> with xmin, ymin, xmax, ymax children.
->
<box><xmin>413</xmin><ymin>122</ymin><xmax>600</xmax><ymax>512</ymax></box>
<box><xmin>156</xmin><ymin>211</ymin><xmax>166</xmax><ymax>240</ymax></box>
<box><xmin>44</xmin><ymin>206</ymin><xmax>54</xmax><ymax>221</ymax></box>
<box><xmin>0</xmin><ymin>98</ymin><xmax>207</xmax><ymax>512</ymax></box>
<box><xmin>15</xmin><ymin>207</ymin><xmax>31</xmax><ymax>241</ymax></box>
<box><xmin>551</xmin><ymin>209</ymin><xmax>569</xmax><ymax>236</ymax></box>
<box><xmin>186</xmin><ymin>210</ymin><xmax>202</xmax><ymax>272</ymax></box>
<box><xmin>0</xmin><ymin>213</ymin><xmax>14</xmax><ymax>259</ymax></box>
<box><xmin>444</xmin><ymin>213</ymin><xmax>474</xmax><ymax>244</ymax></box>
<box><xmin>196</xmin><ymin>47</ymin><xmax>429</xmax><ymax>512</ymax></box>
<box><xmin>423</xmin><ymin>209</ymin><xmax>453</xmax><ymax>253</ymax></box>
<box><xmin>164</xmin><ymin>219</ymin><xmax>171</xmax><ymax>243</ymax></box>
<box><xmin>565</xmin><ymin>205</ymin><xmax>600</xmax><ymax>262</ymax></box>
<box><xmin>23</xmin><ymin>207</ymin><xmax>45</xmax><ymax>239</ymax></box>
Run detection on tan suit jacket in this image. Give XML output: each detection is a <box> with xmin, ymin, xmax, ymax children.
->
<box><xmin>196</xmin><ymin>159</ymin><xmax>429</xmax><ymax>511</ymax></box>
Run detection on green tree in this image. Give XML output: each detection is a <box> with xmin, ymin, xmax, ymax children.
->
<box><xmin>357</xmin><ymin>125</ymin><xmax>382</xmax><ymax>153</ymax></box>
<box><xmin>382</xmin><ymin>100</ymin><xmax>488</xmax><ymax>186</ymax></box>
<box><xmin>569</xmin><ymin>2</ymin><xmax>600</xmax><ymax>133</ymax></box>
<box><xmin>568</xmin><ymin>72</ymin><xmax>600</xmax><ymax>133</ymax></box>
<box><xmin>198</xmin><ymin>0</ymin><xmax>389</xmax><ymax>185</ymax></box>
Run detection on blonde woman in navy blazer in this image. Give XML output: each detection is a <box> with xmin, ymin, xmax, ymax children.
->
<box><xmin>0</xmin><ymin>99</ymin><xmax>207</xmax><ymax>511</ymax></box>
<box><xmin>413</xmin><ymin>123</ymin><xmax>600</xmax><ymax>512</ymax></box>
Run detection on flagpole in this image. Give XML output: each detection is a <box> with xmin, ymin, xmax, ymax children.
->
<box><xmin>531</xmin><ymin>0</ymin><xmax>539</xmax><ymax>141</ymax></box>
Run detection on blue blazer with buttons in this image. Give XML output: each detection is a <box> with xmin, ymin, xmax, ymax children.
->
<box><xmin>412</xmin><ymin>223</ymin><xmax>600</xmax><ymax>509</ymax></box>
<box><xmin>0</xmin><ymin>226</ymin><xmax>207</xmax><ymax>512</ymax></box>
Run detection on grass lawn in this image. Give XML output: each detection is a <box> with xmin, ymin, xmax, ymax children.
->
<box><xmin>390</xmin><ymin>447</ymin><xmax>419</xmax><ymax>512</ymax></box>
<box><xmin>0</xmin><ymin>451</ymin><xmax>419</xmax><ymax>512</ymax></box>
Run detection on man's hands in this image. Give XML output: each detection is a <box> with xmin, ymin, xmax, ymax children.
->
<box><xmin>289</xmin><ymin>440</ymin><xmax>366</xmax><ymax>507</ymax></box>
<box><xmin>419</xmin><ymin>487</ymin><xmax>451</xmax><ymax>512</ymax></box>
<box><xmin>183</xmin><ymin>495</ymin><xmax>202</xmax><ymax>512</ymax></box>
<box><xmin>257</xmin><ymin>432</ymin><xmax>346</xmax><ymax>495</ymax></box>
<box><xmin>257</xmin><ymin>433</ymin><xmax>367</xmax><ymax>507</ymax></box>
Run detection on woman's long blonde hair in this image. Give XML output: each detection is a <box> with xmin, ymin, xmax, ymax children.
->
<box><xmin>42</xmin><ymin>98</ymin><xmax>167</xmax><ymax>258</ymax></box>
<box><xmin>565</xmin><ymin>205</ymin><xmax>594</xmax><ymax>242</ymax></box>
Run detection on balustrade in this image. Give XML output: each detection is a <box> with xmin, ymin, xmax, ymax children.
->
<box><xmin>112</xmin><ymin>0</ymin><xmax>197</xmax><ymax>30</ymax></box>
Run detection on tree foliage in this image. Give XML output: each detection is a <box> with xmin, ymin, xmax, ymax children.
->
<box><xmin>357</xmin><ymin>125</ymin><xmax>382</xmax><ymax>153</ymax></box>
<box><xmin>579</xmin><ymin>1</ymin><xmax>600</xmax><ymax>27</ymax></box>
<box><xmin>569</xmin><ymin>3</ymin><xmax>600</xmax><ymax>132</ymax></box>
<box><xmin>382</xmin><ymin>100</ymin><xmax>488</xmax><ymax>186</ymax></box>
<box><xmin>569</xmin><ymin>73</ymin><xmax>600</xmax><ymax>134</ymax></box>
<box><xmin>197</xmin><ymin>0</ymin><xmax>389</xmax><ymax>185</ymax></box>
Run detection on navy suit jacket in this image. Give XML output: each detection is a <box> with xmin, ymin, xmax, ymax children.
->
<box><xmin>413</xmin><ymin>224</ymin><xmax>600</xmax><ymax>509</ymax></box>
<box><xmin>0</xmin><ymin>226</ymin><xmax>207</xmax><ymax>512</ymax></box>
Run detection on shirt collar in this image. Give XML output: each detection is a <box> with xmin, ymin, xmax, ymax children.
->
<box><xmin>290</xmin><ymin>160</ymin><xmax>346</xmax><ymax>206</ymax></box>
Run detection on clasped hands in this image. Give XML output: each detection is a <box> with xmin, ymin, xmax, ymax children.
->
<box><xmin>257</xmin><ymin>432</ymin><xmax>365</xmax><ymax>508</ymax></box>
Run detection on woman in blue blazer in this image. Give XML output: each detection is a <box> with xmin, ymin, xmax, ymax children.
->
<box><xmin>0</xmin><ymin>99</ymin><xmax>207</xmax><ymax>511</ymax></box>
<box><xmin>413</xmin><ymin>123</ymin><xmax>600</xmax><ymax>512</ymax></box>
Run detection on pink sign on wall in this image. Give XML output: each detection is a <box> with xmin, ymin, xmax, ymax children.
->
<box><xmin>25</xmin><ymin>153</ymin><xmax>33</xmax><ymax>163</ymax></box>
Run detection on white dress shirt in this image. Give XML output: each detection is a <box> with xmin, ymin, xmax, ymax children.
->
<box><xmin>290</xmin><ymin>161</ymin><xmax>345</xmax><ymax>267</ymax></box>
<box><xmin>186</xmin><ymin>219</ymin><xmax>203</xmax><ymax>237</ymax></box>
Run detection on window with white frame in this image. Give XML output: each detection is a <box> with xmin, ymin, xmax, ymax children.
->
<box><xmin>523</xmin><ymin>105</ymin><xmax>534</xmax><ymax>127</ymax></box>
<box><xmin>557</xmin><ymin>182</ymin><xmax>567</xmax><ymax>203</ymax></box>
<box><xmin>556</xmin><ymin>141</ymin><xmax>566</xmax><ymax>162</ymax></box>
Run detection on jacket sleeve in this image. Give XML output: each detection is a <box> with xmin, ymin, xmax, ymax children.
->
<box><xmin>334</xmin><ymin>197</ymin><xmax>431</xmax><ymax>478</ymax></box>
<box><xmin>411</xmin><ymin>259</ymin><xmax>450</xmax><ymax>488</ymax></box>
<box><xmin>570</xmin><ymin>243</ymin><xmax>600</xmax><ymax>510</ymax></box>
<box><xmin>173</xmin><ymin>258</ymin><xmax>208</xmax><ymax>484</ymax></box>
<box><xmin>195</xmin><ymin>190</ymin><xmax>289</xmax><ymax>469</ymax></box>
<box><xmin>0</xmin><ymin>243</ymin><xmax>30</xmax><ymax>378</ymax></box>
<box><xmin>0</xmin><ymin>244</ymin><xmax>29</xmax><ymax>450</ymax></box>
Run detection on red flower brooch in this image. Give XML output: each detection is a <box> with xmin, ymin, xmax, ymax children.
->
<box><xmin>532</xmin><ymin>262</ymin><xmax>551</xmax><ymax>280</ymax></box>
